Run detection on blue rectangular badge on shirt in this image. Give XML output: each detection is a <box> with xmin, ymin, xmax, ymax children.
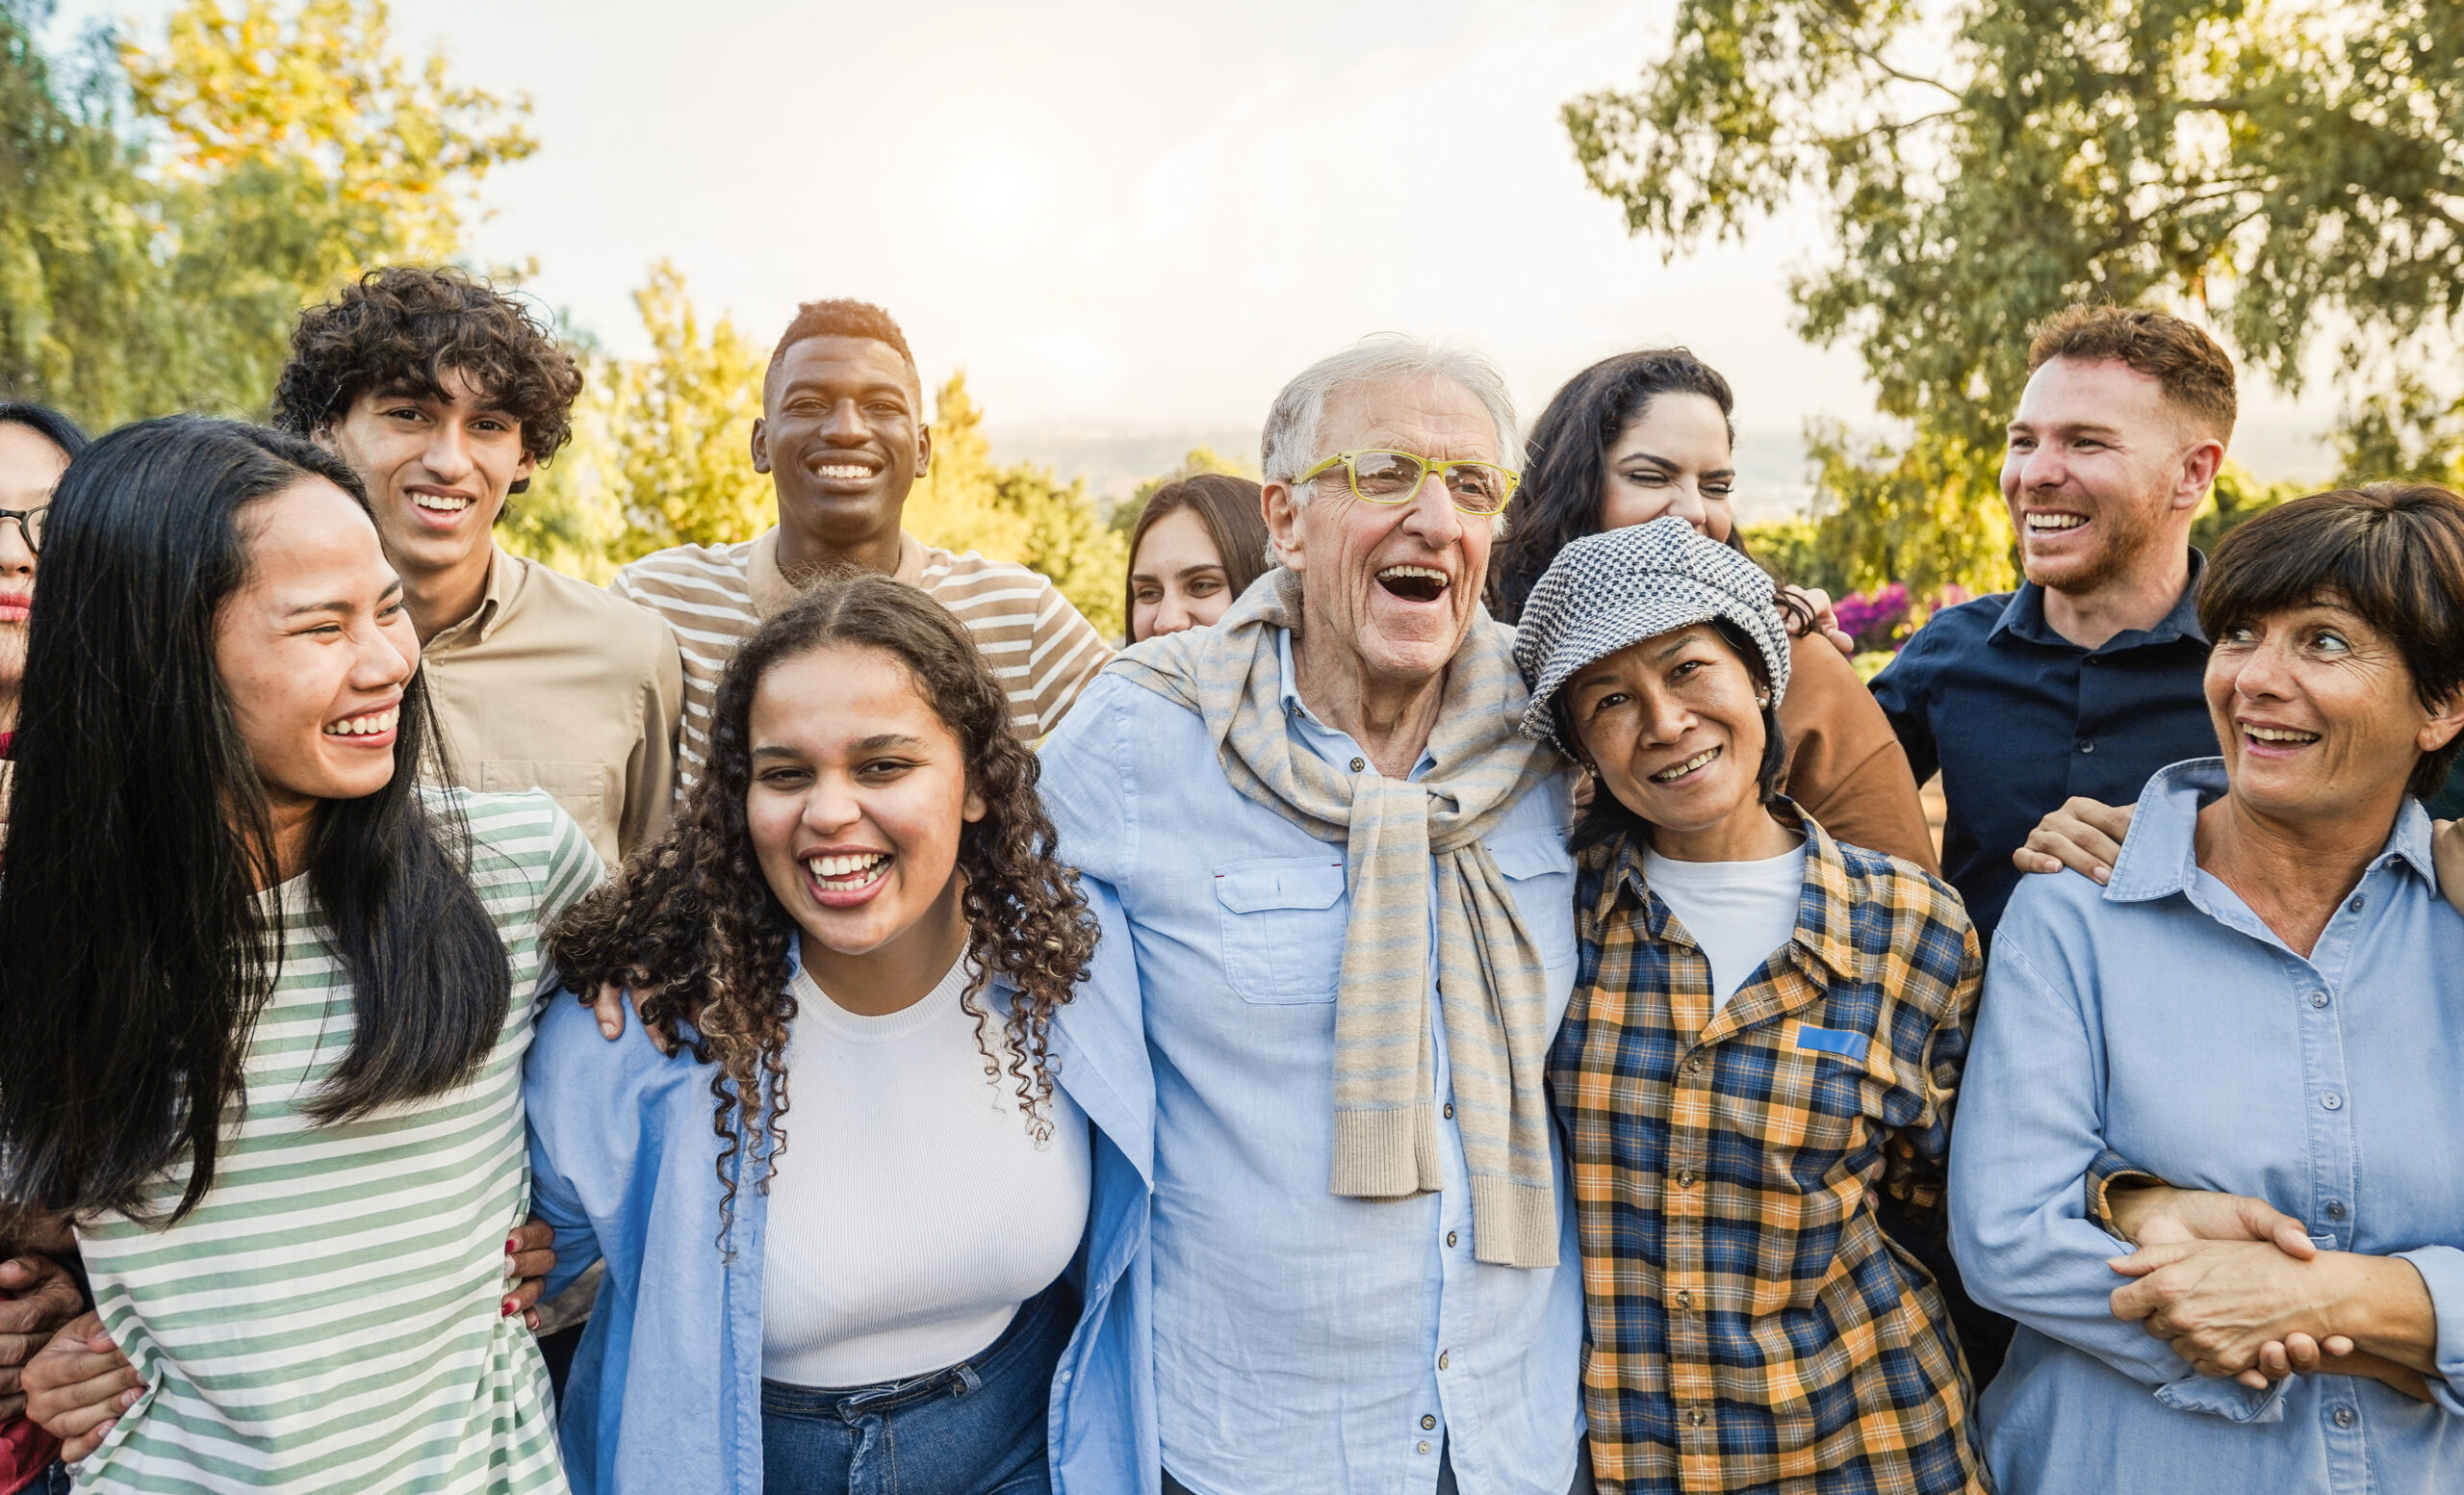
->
<box><xmin>1795</xmin><ymin>1026</ymin><xmax>1871</xmax><ymax>1062</ymax></box>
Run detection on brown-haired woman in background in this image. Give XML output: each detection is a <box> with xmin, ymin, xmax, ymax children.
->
<box><xmin>1124</xmin><ymin>473</ymin><xmax>1269</xmax><ymax>642</ymax></box>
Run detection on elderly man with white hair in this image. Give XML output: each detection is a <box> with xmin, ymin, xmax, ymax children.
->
<box><xmin>1038</xmin><ymin>338</ymin><xmax>1588</xmax><ymax>1495</ymax></box>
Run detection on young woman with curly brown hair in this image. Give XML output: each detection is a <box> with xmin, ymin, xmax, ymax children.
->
<box><xmin>520</xmin><ymin>572</ymin><xmax>1144</xmax><ymax>1495</ymax></box>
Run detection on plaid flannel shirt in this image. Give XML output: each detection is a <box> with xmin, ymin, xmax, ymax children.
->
<box><xmin>1551</xmin><ymin>807</ymin><xmax>1989</xmax><ymax>1494</ymax></box>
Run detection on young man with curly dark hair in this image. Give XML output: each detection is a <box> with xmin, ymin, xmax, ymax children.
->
<box><xmin>608</xmin><ymin>298</ymin><xmax>1110</xmax><ymax>794</ymax></box>
<box><xmin>272</xmin><ymin>266</ymin><xmax>684</xmax><ymax>871</ymax></box>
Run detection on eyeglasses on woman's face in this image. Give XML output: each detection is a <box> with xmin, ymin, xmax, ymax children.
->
<box><xmin>0</xmin><ymin>505</ymin><xmax>45</xmax><ymax>554</ymax></box>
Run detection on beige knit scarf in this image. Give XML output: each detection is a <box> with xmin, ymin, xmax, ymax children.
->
<box><xmin>1109</xmin><ymin>568</ymin><xmax>1563</xmax><ymax>1268</ymax></box>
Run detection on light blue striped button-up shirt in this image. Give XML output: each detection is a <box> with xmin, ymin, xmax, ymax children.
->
<box><xmin>1037</xmin><ymin>631</ymin><xmax>1586</xmax><ymax>1495</ymax></box>
<box><xmin>1950</xmin><ymin>757</ymin><xmax>2464</xmax><ymax>1495</ymax></box>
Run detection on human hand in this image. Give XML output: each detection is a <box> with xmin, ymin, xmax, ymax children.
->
<box><xmin>2106</xmin><ymin>1183</ymin><xmax>2316</xmax><ymax>1259</ymax></box>
<box><xmin>2109</xmin><ymin>1238</ymin><xmax>2339</xmax><ymax>1378</ymax></box>
<box><xmin>2251</xmin><ymin>1333</ymin><xmax>2431</xmax><ymax>1401</ymax></box>
<box><xmin>586</xmin><ymin>979</ymin><xmax>678</xmax><ymax>1056</ymax></box>
<box><xmin>24</xmin><ymin>1313</ymin><xmax>141</xmax><ymax>1461</ymax></box>
<box><xmin>1781</xmin><ymin>585</ymin><xmax>1855</xmax><ymax>658</ymax></box>
<box><xmin>501</xmin><ymin>1217</ymin><xmax>557</xmax><ymax>1332</ymax></box>
<box><xmin>2014</xmin><ymin>797</ymin><xmax>2136</xmax><ymax>883</ymax></box>
<box><xmin>0</xmin><ymin>1253</ymin><xmax>86</xmax><ymax>1421</ymax></box>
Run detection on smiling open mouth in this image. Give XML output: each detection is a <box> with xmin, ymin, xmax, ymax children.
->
<box><xmin>413</xmin><ymin>493</ymin><xmax>475</xmax><ymax>513</ymax></box>
<box><xmin>324</xmin><ymin>708</ymin><xmax>398</xmax><ymax>737</ymax></box>
<box><xmin>2244</xmin><ymin>725</ymin><xmax>2320</xmax><ymax>745</ymax></box>
<box><xmin>1376</xmin><ymin>565</ymin><xmax>1450</xmax><ymax>603</ymax></box>
<box><xmin>810</xmin><ymin>461</ymin><xmax>880</xmax><ymax>482</ymax></box>
<box><xmin>1651</xmin><ymin>746</ymin><xmax>1720</xmax><ymax>783</ymax></box>
<box><xmin>2025</xmin><ymin>512</ymin><xmax>2088</xmax><ymax>533</ymax></box>
<box><xmin>804</xmin><ymin>851</ymin><xmax>890</xmax><ymax>890</ymax></box>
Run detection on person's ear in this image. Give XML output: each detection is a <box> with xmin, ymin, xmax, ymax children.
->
<box><xmin>913</xmin><ymin>420</ymin><xmax>933</xmax><ymax>484</ymax></box>
<box><xmin>2174</xmin><ymin>435</ymin><xmax>2225</xmax><ymax>511</ymax></box>
<box><xmin>1263</xmin><ymin>481</ymin><xmax>1308</xmax><ymax>573</ymax></box>
<box><xmin>507</xmin><ymin>450</ymin><xmax>537</xmax><ymax>498</ymax></box>
<box><xmin>750</xmin><ymin>415</ymin><xmax>773</xmax><ymax>476</ymax></box>
<box><xmin>962</xmin><ymin>780</ymin><xmax>988</xmax><ymax>824</ymax></box>
<box><xmin>2419</xmin><ymin>690</ymin><xmax>2464</xmax><ymax>756</ymax></box>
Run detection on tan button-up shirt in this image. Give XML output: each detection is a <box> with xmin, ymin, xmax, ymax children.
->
<box><xmin>420</xmin><ymin>549</ymin><xmax>684</xmax><ymax>867</ymax></box>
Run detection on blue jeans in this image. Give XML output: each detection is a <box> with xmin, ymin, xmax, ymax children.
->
<box><xmin>760</xmin><ymin>1279</ymin><xmax>1074</xmax><ymax>1495</ymax></box>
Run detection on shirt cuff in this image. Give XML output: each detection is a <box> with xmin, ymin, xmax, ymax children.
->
<box><xmin>2154</xmin><ymin>1373</ymin><xmax>2289</xmax><ymax>1423</ymax></box>
<box><xmin>2395</xmin><ymin>1244</ymin><xmax>2464</xmax><ymax>1414</ymax></box>
<box><xmin>2085</xmin><ymin>1149</ymin><xmax>2168</xmax><ymax>1239</ymax></box>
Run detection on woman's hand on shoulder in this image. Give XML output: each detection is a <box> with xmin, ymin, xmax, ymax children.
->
<box><xmin>585</xmin><ymin>978</ymin><xmax>679</xmax><ymax>1057</ymax></box>
<box><xmin>2015</xmin><ymin>797</ymin><xmax>2136</xmax><ymax>885</ymax></box>
<box><xmin>1780</xmin><ymin>585</ymin><xmax>1856</xmax><ymax>658</ymax></box>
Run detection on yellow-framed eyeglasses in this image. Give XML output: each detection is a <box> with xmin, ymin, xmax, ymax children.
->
<box><xmin>1297</xmin><ymin>450</ymin><xmax>1520</xmax><ymax>515</ymax></box>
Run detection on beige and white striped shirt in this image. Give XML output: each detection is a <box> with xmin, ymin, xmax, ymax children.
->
<box><xmin>610</xmin><ymin>527</ymin><xmax>1112</xmax><ymax>795</ymax></box>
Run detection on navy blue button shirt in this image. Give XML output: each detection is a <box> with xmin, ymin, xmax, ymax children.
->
<box><xmin>1869</xmin><ymin>554</ymin><xmax>2216</xmax><ymax>940</ymax></box>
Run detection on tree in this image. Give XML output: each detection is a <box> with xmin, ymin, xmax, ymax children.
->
<box><xmin>589</xmin><ymin>260</ymin><xmax>770</xmax><ymax>557</ymax></box>
<box><xmin>1107</xmin><ymin>444</ymin><xmax>1256</xmax><ymax>539</ymax></box>
<box><xmin>0</xmin><ymin>0</ymin><xmax>530</xmax><ymax>426</ymax></box>
<box><xmin>1570</xmin><ymin>0</ymin><xmax>2464</xmax><ymax>588</ymax></box>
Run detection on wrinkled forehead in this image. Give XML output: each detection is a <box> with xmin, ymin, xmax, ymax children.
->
<box><xmin>1320</xmin><ymin>374</ymin><xmax>1502</xmax><ymax>461</ymax></box>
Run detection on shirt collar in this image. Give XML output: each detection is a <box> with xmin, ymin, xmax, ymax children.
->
<box><xmin>1273</xmin><ymin>628</ymin><xmax>1440</xmax><ymax>781</ymax></box>
<box><xmin>1589</xmin><ymin>799</ymin><xmax>1864</xmax><ymax>987</ymax></box>
<box><xmin>2104</xmin><ymin>756</ymin><xmax>2439</xmax><ymax>903</ymax></box>
<box><xmin>1989</xmin><ymin>548</ymin><xmax>2210</xmax><ymax>651</ymax></box>
<box><xmin>423</xmin><ymin>546</ymin><xmax>518</xmax><ymax>652</ymax></box>
<box><xmin>749</xmin><ymin>527</ymin><xmax>929</xmax><ymax>619</ymax></box>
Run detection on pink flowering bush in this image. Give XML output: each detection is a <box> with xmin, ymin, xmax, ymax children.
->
<box><xmin>1835</xmin><ymin>582</ymin><xmax>1970</xmax><ymax>653</ymax></box>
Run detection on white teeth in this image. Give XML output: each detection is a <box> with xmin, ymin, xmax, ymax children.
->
<box><xmin>2246</xmin><ymin>726</ymin><xmax>2321</xmax><ymax>743</ymax></box>
<box><xmin>2026</xmin><ymin>513</ymin><xmax>2088</xmax><ymax>531</ymax></box>
<box><xmin>814</xmin><ymin>464</ymin><xmax>875</xmax><ymax>479</ymax></box>
<box><xmin>1652</xmin><ymin>747</ymin><xmax>1720</xmax><ymax>783</ymax></box>
<box><xmin>804</xmin><ymin>852</ymin><xmax>889</xmax><ymax>883</ymax></box>
<box><xmin>1377</xmin><ymin>565</ymin><xmax>1450</xmax><ymax>582</ymax></box>
<box><xmin>323</xmin><ymin>708</ymin><xmax>398</xmax><ymax>737</ymax></box>
<box><xmin>412</xmin><ymin>493</ymin><xmax>473</xmax><ymax>512</ymax></box>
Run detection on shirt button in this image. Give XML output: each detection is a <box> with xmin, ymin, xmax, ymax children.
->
<box><xmin>1678</xmin><ymin>1169</ymin><xmax>1698</xmax><ymax>1188</ymax></box>
<box><xmin>1443</xmin><ymin>1102</ymin><xmax>1454</xmax><ymax>1120</ymax></box>
<box><xmin>1687</xmin><ymin>1407</ymin><xmax>1707</xmax><ymax>1427</ymax></box>
<box><xmin>2334</xmin><ymin>1406</ymin><xmax>2356</xmax><ymax>1429</ymax></box>
<box><xmin>1446</xmin><ymin>1231</ymin><xmax>1458</xmax><ymax>1248</ymax></box>
<box><xmin>1417</xmin><ymin>1440</ymin><xmax>1432</xmax><ymax>1455</ymax></box>
<box><xmin>2310</xmin><ymin>991</ymin><xmax>2330</xmax><ymax>1008</ymax></box>
<box><xmin>1686</xmin><ymin>1057</ymin><xmax>1706</xmax><ymax>1075</ymax></box>
<box><xmin>2325</xmin><ymin>1200</ymin><xmax>2348</xmax><ymax>1220</ymax></box>
<box><xmin>1676</xmin><ymin>1289</ymin><xmax>1693</xmax><ymax>1309</ymax></box>
<box><xmin>1438</xmin><ymin>1352</ymin><xmax>1450</xmax><ymax>1370</ymax></box>
<box><xmin>2076</xmin><ymin>739</ymin><xmax>2096</xmax><ymax>754</ymax></box>
<box><xmin>1421</xmin><ymin>1414</ymin><xmax>1437</xmax><ymax>1431</ymax></box>
<box><xmin>2348</xmin><ymin>895</ymin><xmax>2365</xmax><ymax>914</ymax></box>
<box><xmin>2323</xmin><ymin>1093</ymin><xmax>2344</xmax><ymax>1111</ymax></box>
<box><xmin>1349</xmin><ymin>757</ymin><xmax>1366</xmax><ymax>773</ymax></box>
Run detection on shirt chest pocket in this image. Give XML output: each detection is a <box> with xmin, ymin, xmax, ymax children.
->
<box><xmin>481</xmin><ymin>760</ymin><xmax>615</xmax><ymax>847</ymax></box>
<box><xmin>1214</xmin><ymin>857</ymin><xmax>1348</xmax><ymax>1005</ymax></box>
<box><xmin>1487</xmin><ymin>830</ymin><xmax>1578</xmax><ymax>975</ymax></box>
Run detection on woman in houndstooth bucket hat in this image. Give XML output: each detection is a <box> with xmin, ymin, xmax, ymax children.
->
<box><xmin>1510</xmin><ymin>515</ymin><xmax>1990</xmax><ymax>1492</ymax></box>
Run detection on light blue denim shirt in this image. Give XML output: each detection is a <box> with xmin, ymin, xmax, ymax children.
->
<box><xmin>525</xmin><ymin>944</ymin><xmax>1159</xmax><ymax>1495</ymax></box>
<box><xmin>1949</xmin><ymin>757</ymin><xmax>2464</xmax><ymax>1494</ymax></box>
<box><xmin>1035</xmin><ymin>632</ymin><xmax>1586</xmax><ymax>1495</ymax></box>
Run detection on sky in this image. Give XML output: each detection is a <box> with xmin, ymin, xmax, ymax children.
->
<box><xmin>44</xmin><ymin>0</ymin><xmax>2339</xmax><ymax>509</ymax></box>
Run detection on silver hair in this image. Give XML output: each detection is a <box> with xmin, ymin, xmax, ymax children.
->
<box><xmin>1259</xmin><ymin>335</ymin><xmax>1522</xmax><ymax>505</ymax></box>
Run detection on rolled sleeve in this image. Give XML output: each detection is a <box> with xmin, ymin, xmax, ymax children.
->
<box><xmin>2084</xmin><ymin>1150</ymin><xmax>2169</xmax><ymax>1240</ymax></box>
<box><xmin>1951</xmin><ymin>934</ymin><xmax>2259</xmax><ymax>1408</ymax></box>
<box><xmin>2396</xmin><ymin>1245</ymin><xmax>2464</xmax><ymax>1414</ymax></box>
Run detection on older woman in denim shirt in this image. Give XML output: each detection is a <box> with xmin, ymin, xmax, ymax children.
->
<box><xmin>1950</xmin><ymin>483</ymin><xmax>2464</xmax><ymax>1494</ymax></box>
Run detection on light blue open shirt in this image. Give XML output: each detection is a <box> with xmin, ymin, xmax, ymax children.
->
<box><xmin>525</xmin><ymin>942</ymin><xmax>1159</xmax><ymax>1495</ymax></box>
<box><xmin>1949</xmin><ymin>758</ymin><xmax>2464</xmax><ymax>1494</ymax></box>
<box><xmin>1035</xmin><ymin>632</ymin><xmax>1586</xmax><ymax>1495</ymax></box>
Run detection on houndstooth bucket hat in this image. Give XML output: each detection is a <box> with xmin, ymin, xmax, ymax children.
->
<box><xmin>1510</xmin><ymin>515</ymin><xmax>1792</xmax><ymax>757</ymax></box>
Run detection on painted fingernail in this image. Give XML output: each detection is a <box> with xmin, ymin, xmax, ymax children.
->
<box><xmin>501</xmin><ymin>1296</ymin><xmax>519</xmax><ymax>1319</ymax></box>
<box><xmin>505</xmin><ymin>1234</ymin><xmax>519</xmax><ymax>1255</ymax></box>
<box><xmin>526</xmin><ymin>1310</ymin><xmax>542</xmax><ymax>1331</ymax></box>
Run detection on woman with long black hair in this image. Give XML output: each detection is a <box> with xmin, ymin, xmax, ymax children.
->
<box><xmin>0</xmin><ymin>417</ymin><xmax>595</xmax><ymax>1493</ymax></box>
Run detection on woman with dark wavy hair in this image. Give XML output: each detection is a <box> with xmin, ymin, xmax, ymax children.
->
<box><xmin>0</xmin><ymin>417</ymin><xmax>598</xmax><ymax>1493</ymax></box>
<box><xmin>1489</xmin><ymin>348</ymin><xmax>1939</xmax><ymax>870</ymax></box>
<box><xmin>526</xmin><ymin>573</ymin><xmax>1134</xmax><ymax>1495</ymax></box>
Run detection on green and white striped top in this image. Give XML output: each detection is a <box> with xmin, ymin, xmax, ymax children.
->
<box><xmin>72</xmin><ymin>790</ymin><xmax>601</xmax><ymax>1494</ymax></box>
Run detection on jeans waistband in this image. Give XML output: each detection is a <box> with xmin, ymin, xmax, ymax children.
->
<box><xmin>759</xmin><ymin>1276</ymin><xmax>1075</xmax><ymax>1423</ymax></box>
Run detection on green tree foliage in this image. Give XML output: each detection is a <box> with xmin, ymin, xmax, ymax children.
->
<box><xmin>907</xmin><ymin>371</ymin><xmax>1126</xmax><ymax>638</ymax></box>
<box><xmin>1108</xmin><ymin>444</ymin><xmax>1257</xmax><ymax>538</ymax></box>
<box><xmin>1570</xmin><ymin>0</ymin><xmax>2464</xmax><ymax>587</ymax></box>
<box><xmin>589</xmin><ymin>260</ymin><xmax>770</xmax><ymax>557</ymax></box>
<box><xmin>0</xmin><ymin>0</ymin><xmax>530</xmax><ymax>425</ymax></box>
